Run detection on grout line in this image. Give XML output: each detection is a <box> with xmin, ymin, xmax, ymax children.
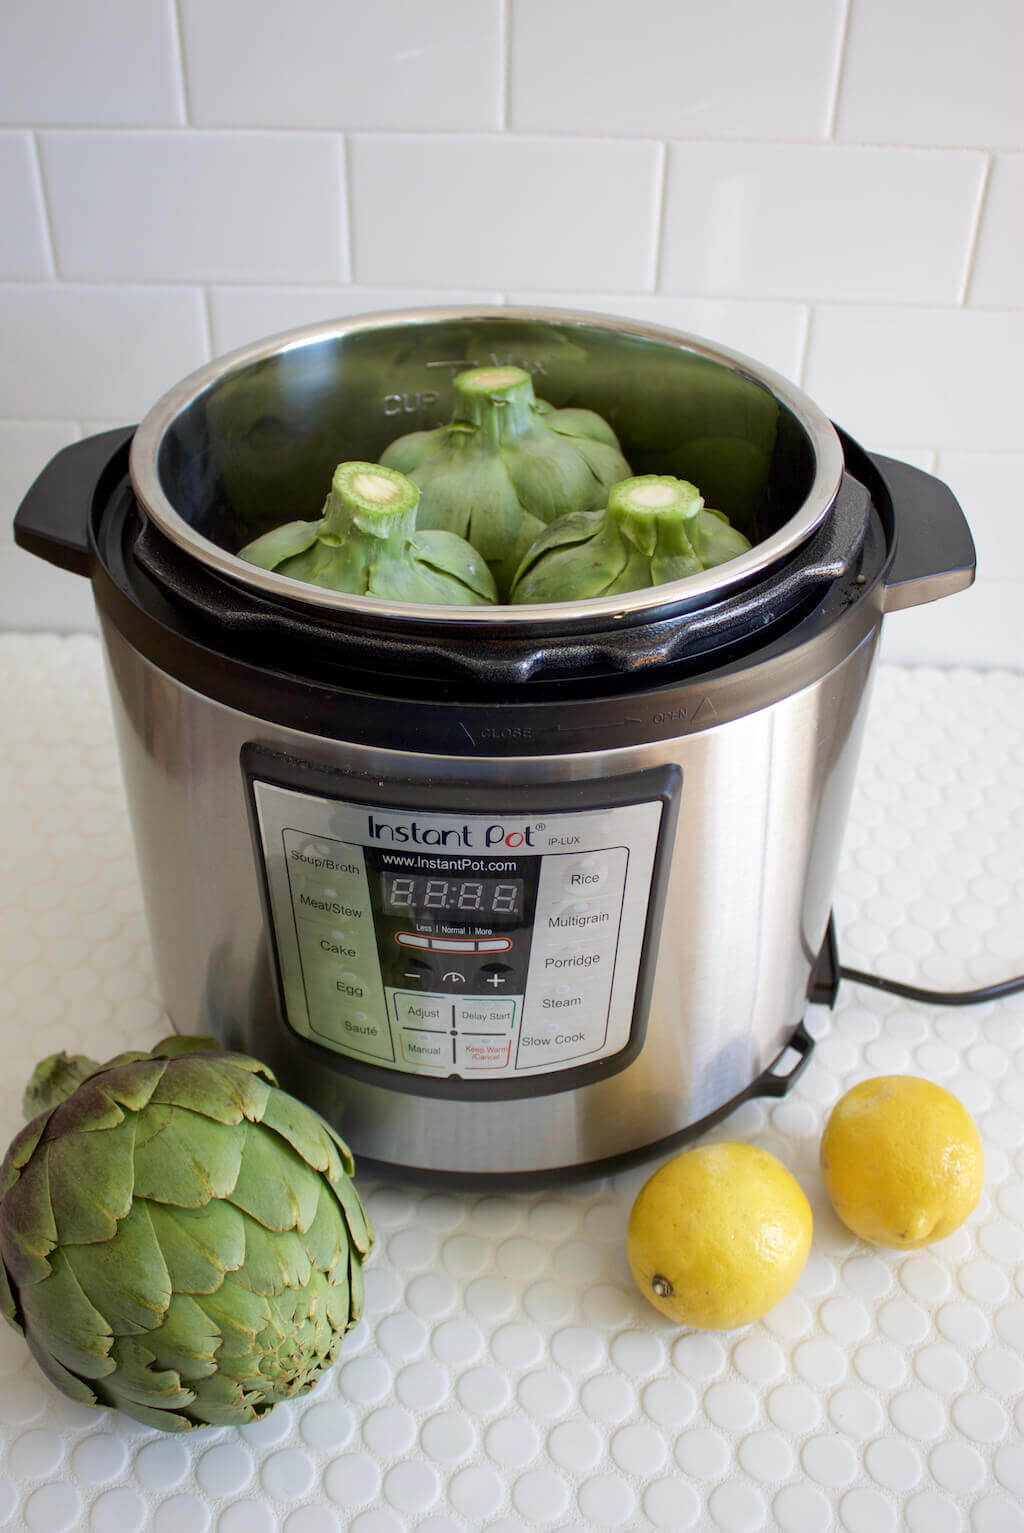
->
<box><xmin>498</xmin><ymin>0</ymin><xmax>511</xmax><ymax>131</ymax></box>
<box><xmin>797</xmin><ymin>306</ymin><xmax>815</xmax><ymax>390</ymax></box>
<box><xmin>650</xmin><ymin>143</ymin><xmax>670</xmax><ymax>293</ymax></box>
<box><xmin>169</xmin><ymin>0</ymin><xmax>192</xmax><ymax>125</ymax></box>
<box><xmin>340</xmin><ymin>135</ymin><xmax>356</xmax><ymax>285</ymax></box>
<box><xmin>794</xmin><ymin>305</ymin><xmax>814</xmax><ymax>388</ymax></box>
<box><xmin>199</xmin><ymin>285</ymin><xmax>215</xmax><ymax>361</ymax></box>
<box><xmin>27</xmin><ymin>132</ymin><xmax>58</xmax><ymax>279</ymax></box>
<box><xmin>825</xmin><ymin>0</ymin><xmax>854</xmax><ymax>140</ymax></box>
<box><xmin>958</xmin><ymin>153</ymin><xmax>994</xmax><ymax>306</ymax></box>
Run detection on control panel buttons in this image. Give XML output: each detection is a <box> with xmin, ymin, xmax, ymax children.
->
<box><xmin>399</xmin><ymin>1030</ymin><xmax>452</xmax><ymax>1069</ymax></box>
<box><xmin>455</xmin><ymin>998</ymin><xmax>517</xmax><ymax>1031</ymax></box>
<box><xmin>393</xmin><ymin>993</ymin><xmax>451</xmax><ymax>1030</ymax></box>
<box><xmin>309</xmin><ymin>1005</ymin><xmax>395</xmax><ymax>1063</ymax></box>
<box><xmin>456</xmin><ymin>1035</ymin><xmax>512</xmax><ymax>1071</ymax></box>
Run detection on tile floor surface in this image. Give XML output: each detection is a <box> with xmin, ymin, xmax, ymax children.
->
<box><xmin>0</xmin><ymin>637</ymin><xmax>1021</xmax><ymax>1532</ymax></box>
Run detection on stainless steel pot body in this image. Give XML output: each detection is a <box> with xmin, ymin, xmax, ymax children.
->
<box><xmin>98</xmin><ymin>613</ymin><xmax>879</xmax><ymax>1178</ymax></box>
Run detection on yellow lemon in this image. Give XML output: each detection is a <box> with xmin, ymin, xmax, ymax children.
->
<box><xmin>626</xmin><ymin>1142</ymin><xmax>812</xmax><ymax>1329</ymax></box>
<box><xmin>820</xmin><ymin>1075</ymin><xmax>984</xmax><ymax>1249</ymax></box>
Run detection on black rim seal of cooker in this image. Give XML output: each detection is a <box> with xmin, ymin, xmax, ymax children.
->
<box><xmin>125</xmin><ymin>473</ymin><xmax>871</xmax><ymax>687</ymax></box>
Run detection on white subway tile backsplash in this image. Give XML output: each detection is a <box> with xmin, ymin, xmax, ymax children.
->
<box><xmin>0</xmin><ymin>544</ymin><xmax>98</xmax><ymax>631</ymax></box>
<box><xmin>935</xmin><ymin>452</ymin><xmax>1024</xmax><ymax>583</ymax></box>
<box><xmin>40</xmin><ymin>132</ymin><xmax>347</xmax><ymax>284</ymax></box>
<box><xmin>969</xmin><ymin>156</ymin><xmax>1024</xmax><ymax>308</ymax></box>
<box><xmin>0</xmin><ymin>421</ymin><xmax>80</xmax><ymax>543</ymax></box>
<box><xmin>349</xmin><ymin>136</ymin><xmax>662</xmax><ymax>293</ymax></box>
<box><xmin>505</xmin><ymin>293</ymin><xmax>808</xmax><ymax>381</ymax></box>
<box><xmin>836</xmin><ymin>0</ymin><xmax>1024</xmax><ymax>149</ymax></box>
<box><xmin>879</xmin><ymin>578</ymin><xmax>1023</xmax><ymax>669</ymax></box>
<box><xmin>660</xmin><ymin>143</ymin><xmax>985</xmax><ymax>303</ymax></box>
<box><xmin>0</xmin><ymin>0</ymin><xmax>184</xmax><ymax>127</ymax></box>
<box><xmin>509</xmin><ymin>0</ymin><xmax>843</xmax><ymax>141</ymax></box>
<box><xmin>180</xmin><ymin>0</ymin><xmax>502</xmax><ymax>132</ymax></box>
<box><xmin>804</xmin><ymin>306</ymin><xmax>1024</xmax><ymax>452</ymax></box>
<box><xmin>0</xmin><ymin>135</ymin><xmax>51</xmax><ymax>278</ymax></box>
<box><xmin>0</xmin><ymin>285</ymin><xmax>208</xmax><ymax>420</ymax></box>
<box><xmin>208</xmin><ymin>287</ymin><xmax>504</xmax><ymax>357</ymax></box>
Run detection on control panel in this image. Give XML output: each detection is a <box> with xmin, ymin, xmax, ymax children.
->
<box><xmin>245</xmin><ymin>753</ymin><xmax>679</xmax><ymax>1093</ymax></box>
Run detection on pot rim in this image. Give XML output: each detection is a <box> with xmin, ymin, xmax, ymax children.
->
<box><xmin>129</xmin><ymin>305</ymin><xmax>845</xmax><ymax>632</ymax></box>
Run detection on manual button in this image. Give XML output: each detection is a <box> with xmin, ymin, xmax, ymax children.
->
<box><xmin>399</xmin><ymin>1030</ymin><xmax>451</xmax><ymax>1069</ymax></box>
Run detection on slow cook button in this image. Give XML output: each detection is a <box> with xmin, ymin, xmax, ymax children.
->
<box><xmin>455</xmin><ymin>1035</ymin><xmax>512</xmax><ymax>1072</ymax></box>
<box><xmin>393</xmin><ymin>993</ymin><xmax>451</xmax><ymax>1030</ymax></box>
<box><xmin>515</xmin><ymin>1013</ymin><xmax>603</xmax><ymax>1070</ymax></box>
<box><xmin>455</xmin><ymin>997</ymin><xmax>518</xmax><ymax>1031</ymax></box>
<box><xmin>399</xmin><ymin>1029</ymin><xmax>452</xmax><ymax>1070</ymax></box>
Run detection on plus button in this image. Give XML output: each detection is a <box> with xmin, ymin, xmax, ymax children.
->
<box><xmin>486</xmin><ymin>973</ymin><xmax>506</xmax><ymax>988</ymax></box>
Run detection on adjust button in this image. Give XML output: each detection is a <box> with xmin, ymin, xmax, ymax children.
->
<box><xmin>393</xmin><ymin>992</ymin><xmax>452</xmax><ymax>1030</ymax></box>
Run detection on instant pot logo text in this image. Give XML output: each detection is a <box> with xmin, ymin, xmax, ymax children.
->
<box><xmin>366</xmin><ymin>814</ymin><xmax>537</xmax><ymax>849</ymax></box>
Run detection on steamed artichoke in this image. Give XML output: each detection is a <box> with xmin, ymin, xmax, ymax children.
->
<box><xmin>239</xmin><ymin>460</ymin><xmax>497</xmax><ymax>605</ymax></box>
<box><xmin>0</xmin><ymin>1036</ymin><xmax>372</xmax><ymax>1432</ymax></box>
<box><xmin>380</xmin><ymin>365</ymin><xmax>632</xmax><ymax>597</ymax></box>
<box><xmin>510</xmin><ymin>474</ymin><xmax>752</xmax><ymax>604</ymax></box>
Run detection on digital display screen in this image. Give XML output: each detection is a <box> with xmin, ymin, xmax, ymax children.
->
<box><xmin>381</xmin><ymin>873</ymin><xmax>524</xmax><ymax>922</ymax></box>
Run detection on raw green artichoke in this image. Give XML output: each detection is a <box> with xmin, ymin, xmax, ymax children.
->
<box><xmin>510</xmin><ymin>474</ymin><xmax>752</xmax><ymax>604</ymax></box>
<box><xmin>0</xmin><ymin>1035</ymin><xmax>372</xmax><ymax>1432</ymax></box>
<box><xmin>238</xmin><ymin>460</ymin><xmax>497</xmax><ymax>605</ymax></box>
<box><xmin>379</xmin><ymin>365</ymin><xmax>632</xmax><ymax>597</ymax></box>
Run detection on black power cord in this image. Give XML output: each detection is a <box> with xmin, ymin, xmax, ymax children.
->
<box><xmin>839</xmin><ymin>966</ymin><xmax>1024</xmax><ymax>1008</ymax></box>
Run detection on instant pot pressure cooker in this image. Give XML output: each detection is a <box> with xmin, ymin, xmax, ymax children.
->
<box><xmin>15</xmin><ymin>309</ymin><xmax>975</xmax><ymax>1182</ymax></box>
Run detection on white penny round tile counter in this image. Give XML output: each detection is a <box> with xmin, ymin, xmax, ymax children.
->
<box><xmin>0</xmin><ymin>636</ymin><xmax>1022</xmax><ymax>1532</ymax></box>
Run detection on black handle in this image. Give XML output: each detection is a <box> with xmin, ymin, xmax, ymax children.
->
<box><xmin>748</xmin><ymin>1023</ymin><xmax>815</xmax><ymax>1100</ymax></box>
<box><xmin>13</xmin><ymin>426</ymin><xmax>136</xmax><ymax>577</ymax></box>
<box><xmin>870</xmin><ymin>453</ymin><xmax>976</xmax><ymax>612</ymax></box>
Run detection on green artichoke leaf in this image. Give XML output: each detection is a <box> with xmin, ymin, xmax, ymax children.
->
<box><xmin>545</xmin><ymin>405</ymin><xmax>624</xmax><ymax>450</ymax></box>
<box><xmin>46</xmin><ymin>1111</ymin><xmax>137</xmax><ymax>1245</ymax></box>
<box><xmin>22</xmin><ymin>1052</ymin><xmax>101</xmax><ymax>1121</ymax></box>
<box><xmin>133</xmin><ymin>1104</ymin><xmax>245</xmax><ymax>1208</ymax></box>
<box><xmin>146</xmin><ymin>1291</ymin><xmax>221</xmax><ymax>1379</ymax></box>
<box><xmin>0</xmin><ymin>1258</ymin><xmax>22</xmax><ymax>1332</ymax></box>
<box><xmin>18</xmin><ymin>1246</ymin><xmax>115</xmax><ymax>1379</ymax></box>
<box><xmin>510</xmin><ymin>512</ymin><xmax>628</xmax><ymax>605</ymax></box>
<box><xmin>104</xmin><ymin>1335</ymin><xmax>196</xmax><ymax>1411</ymax></box>
<box><xmin>150</xmin><ymin>1056</ymin><xmax>272</xmax><ymax>1127</ymax></box>
<box><xmin>0</xmin><ymin>1117</ymin><xmax>47</xmax><ymax>1199</ymax></box>
<box><xmin>301</xmin><ymin>1182</ymin><xmax>350</xmax><ymax>1276</ymax></box>
<box><xmin>145</xmin><ymin>1197</ymin><xmax>246</xmax><ymax>1294</ymax></box>
<box><xmin>26</xmin><ymin>1333</ymin><xmax>100</xmax><ymax>1407</ymax></box>
<box><xmin>237</xmin><ymin>519</ymin><xmax>322</xmax><ymax>571</ymax></box>
<box><xmin>0</xmin><ymin>1140</ymin><xmax>57</xmax><ymax>1285</ymax></box>
<box><xmin>202</xmin><ymin>1273</ymin><xmax>272</xmax><ymax>1356</ymax></box>
<box><xmin>404</xmin><ymin>439</ymin><xmax>526</xmax><ymax>563</ymax></box>
<box><xmin>408</xmin><ymin>530</ymin><xmax>499</xmax><ymax>601</ymax></box>
<box><xmin>185</xmin><ymin>1372</ymin><xmax>266</xmax><ymax>1428</ymax></box>
<box><xmin>378</xmin><ymin>427</ymin><xmax>440</xmax><ymax>477</ymax></box>
<box><xmin>320</xmin><ymin>1121</ymin><xmax>356</xmax><ymax>1182</ymax></box>
<box><xmin>63</xmin><ymin>1198</ymin><xmax>170</xmax><ymax>1338</ymax></box>
<box><xmin>229</xmin><ymin>1124</ymin><xmax>322</xmax><ymax>1233</ymax></box>
<box><xmin>236</xmin><ymin>1216</ymin><xmax>312</xmax><ymax>1298</ymax></box>
<box><xmin>346</xmin><ymin>1239</ymin><xmax>365</xmax><ymax>1329</ymax></box>
<box><xmin>692</xmin><ymin>506</ymin><xmax>753</xmax><ymax>568</ymax></box>
<box><xmin>259</xmin><ymin>1089</ymin><xmax>347</xmax><ymax>1182</ymax></box>
<box><xmin>41</xmin><ymin>1059</ymin><xmax>167</xmax><ymax>1138</ymax></box>
<box><xmin>327</xmin><ymin>1169</ymin><xmax>372</xmax><ymax>1257</ymax></box>
<box><xmin>501</xmin><ymin>432</ymin><xmax>601</xmax><ymax>527</ymax></box>
<box><xmin>151</xmin><ymin>1035</ymin><xmax>230</xmax><ymax>1060</ymax></box>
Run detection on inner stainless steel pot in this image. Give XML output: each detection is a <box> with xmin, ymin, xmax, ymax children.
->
<box><xmin>129</xmin><ymin>307</ymin><xmax>844</xmax><ymax>636</ymax></box>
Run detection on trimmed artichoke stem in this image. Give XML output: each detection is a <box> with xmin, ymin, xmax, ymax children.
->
<box><xmin>23</xmin><ymin>1052</ymin><xmax>100</xmax><ymax>1119</ymax></box>
<box><xmin>451</xmin><ymin>365</ymin><xmax>536</xmax><ymax>442</ymax></box>
<box><xmin>607</xmin><ymin>475</ymin><xmax>703</xmax><ymax>557</ymax></box>
<box><xmin>320</xmin><ymin>461</ymin><xmax>420</xmax><ymax>544</ymax></box>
